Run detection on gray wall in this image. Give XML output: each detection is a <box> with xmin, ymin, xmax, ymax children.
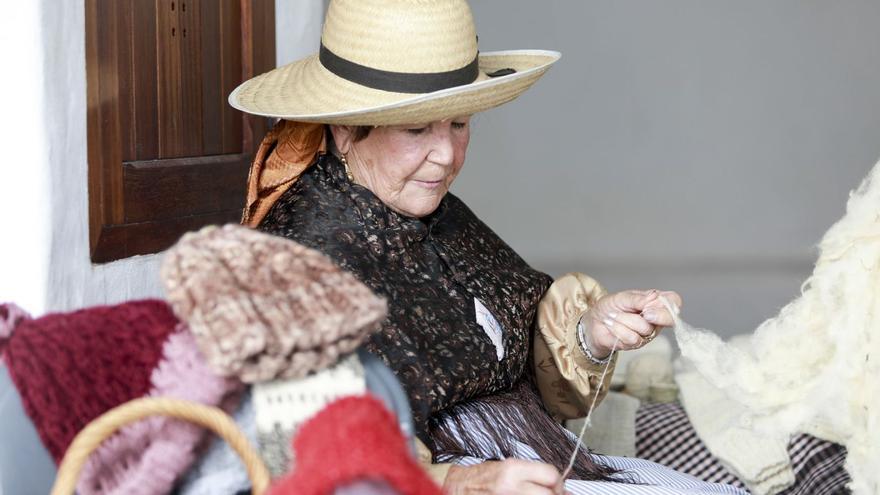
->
<box><xmin>456</xmin><ymin>1</ymin><xmax>880</xmax><ymax>336</ymax></box>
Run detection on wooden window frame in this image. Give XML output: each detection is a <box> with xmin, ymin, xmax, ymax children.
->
<box><xmin>86</xmin><ymin>0</ymin><xmax>276</xmax><ymax>263</ymax></box>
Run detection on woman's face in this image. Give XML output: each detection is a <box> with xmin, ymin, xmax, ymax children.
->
<box><xmin>331</xmin><ymin>117</ymin><xmax>471</xmax><ymax>218</ymax></box>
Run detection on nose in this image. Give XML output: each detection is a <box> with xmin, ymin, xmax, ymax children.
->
<box><xmin>427</xmin><ymin>125</ymin><xmax>455</xmax><ymax>166</ymax></box>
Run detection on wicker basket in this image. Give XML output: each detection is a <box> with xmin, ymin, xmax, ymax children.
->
<box><xmin>50</xmin><ymin>397</ymin><xmax>270</xmax><ymax>495</ymax></box>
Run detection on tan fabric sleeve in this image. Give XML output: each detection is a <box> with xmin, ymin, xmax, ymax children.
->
<box><xmin>415</xmin><ymin>438</ymin><xmax>453</xmax><ymax>488</ymax></box>
<box><xmin>534</xmin><ymin>272</ymin><xmax>618</xmax><ymax>420</ymax></box>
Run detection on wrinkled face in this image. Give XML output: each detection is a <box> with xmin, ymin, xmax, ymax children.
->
<box><xmin>331</xmin><ymin>117</ymin><xmax>471</xmax><ymax>218</ymax></box>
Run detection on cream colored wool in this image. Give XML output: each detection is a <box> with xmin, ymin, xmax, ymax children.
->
<box><xmin>669</xmin><ymin>160</ymin><xmax>880</xmax><ymax>495</ymax></box>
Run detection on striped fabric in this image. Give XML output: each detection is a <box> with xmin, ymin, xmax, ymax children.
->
<box><xmin>453</xmin><ymin>443</ymin><xmax>748</xmax><ymax>494</ymax></box>
<box><xmin>439</xmin><ymin>409</ymin><xmax>749</xmax><ymax>494</ymax></box>
<box><xmin>636</xmin><ymin>402</ymin><xmax>851</xmax><ymax>495</ymax></box>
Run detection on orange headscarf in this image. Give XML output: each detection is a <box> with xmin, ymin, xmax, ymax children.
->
<box><xmin>241</xmin><ymin>120</ymin><xmax>327</xmax><ymax>227</ymax></box>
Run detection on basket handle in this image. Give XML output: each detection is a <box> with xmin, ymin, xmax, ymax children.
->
<box><xmin>50</xmin><ymin>397</ymin><xmax>271</xmax><ymax>495</ymax></box>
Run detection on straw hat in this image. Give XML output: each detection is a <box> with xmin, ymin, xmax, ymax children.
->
<box><xmin>229</xmin><ymin>0</ymin><xmax>560</xmax><ymax>125</ymax></box>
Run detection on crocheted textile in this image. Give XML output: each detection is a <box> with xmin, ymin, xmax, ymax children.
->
<box><xmin>0</xmin><ymin>300</ymin><xmax>242</xmax><ymax>495</ymax></box>
<box><xmin>161</xmin><ymin>224</ymin><xmax>388</xmax><ymax>383</ymax></box>
<box><xmin>76</xmin><ymin>329</ymin><xmax>242</xmax><ymax>495</ymax></box>
<box><xmin>0</xmin><ymin>302</ymin><xmax>31</xmax><ymax>343</ymax></box>
<box><xmin>0</xmin><ymin>299</ymin><xmax>177</xmax><ymax>462</ymax></box>
<box><xmin>268</xmin><ymin>395</ymin><xmax>441</xmax><ymax>495</ymax></box>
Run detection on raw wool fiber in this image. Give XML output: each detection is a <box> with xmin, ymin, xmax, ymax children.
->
<box><xmin>668</xmin><ymin>160</ymin><xmax>880</xmax><ymax>495</ymax></box>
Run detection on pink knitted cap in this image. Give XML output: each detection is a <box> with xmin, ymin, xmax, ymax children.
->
<box><xmin>161</xmin><ymin>224</ymin><xmax>388</xmax><ymax>383</ymax></box>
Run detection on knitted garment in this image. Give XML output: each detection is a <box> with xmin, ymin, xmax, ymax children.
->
<box><xmin>0</xmin><ymin>299</ymin><xmax>177</xmax><ymax>462</ymax></box>
<box><xmin>268</xmin><ymin>395</ymin><xmax>441</xmax><ymax>495</ymax></box>
<box><xmin>76</xmin><ymin>329</ymin><xmax>242</xmax><ymax>495</ymax></box>
<box><xmin>0</xmin><ymin>302</ymin><xmax>31</xmax><ymax>343</ymax></box>
<box><xmin>176</xmin><ymin>388</ymin><xmax>257</xmax><ymax>495</ymax></box>
<box><xmin>254</xmin><ymin>354</ymin><xmax>367</xmax><ymax>477</ymax></box>
<box><xmin>0</xmin><ymin>300</ymin><xmax>242</xmax><ymax>495</ymax></box>
<box><xmin>161</xmin><ymin>224</ymin><xmax>388</xmax><ymax>383</ymax></box>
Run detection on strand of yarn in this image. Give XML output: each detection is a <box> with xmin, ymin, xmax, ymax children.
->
<box><xmin>558</xmin><ymin>335</ymin><xmax>621</xmax><ymax>486</ymax></box>
<box><xmin>658</xmin><ymin>295</ymin><xmax>681</xmax><ymax>332</ymax></box>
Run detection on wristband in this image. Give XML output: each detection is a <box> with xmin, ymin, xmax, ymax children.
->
<box><xmin>576</xmin><ymin>319</ymin><xmax>614</xmax><ymax>366</ymax></box>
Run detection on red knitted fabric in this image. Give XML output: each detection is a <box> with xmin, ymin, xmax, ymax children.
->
<box><xmin>269</xmin><ymin>395</ymin><xmax>441</xmax><ymax>495</ymax></box>
<box><xmin>1</xmin><ymin>299</ymin><xmax>178</xmax><ymax>462</ymax></box>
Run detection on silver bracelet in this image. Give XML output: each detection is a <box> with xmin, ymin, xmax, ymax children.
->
<box><xmin>576</xmin><ymin>319</ymin><xmax>614</xmax><ymax>366</ymax></box>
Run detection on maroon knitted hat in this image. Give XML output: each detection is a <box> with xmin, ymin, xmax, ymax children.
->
<box><xmin>0</xmin><ymin>300</ymin><xmax>242</xmax><ymax>495</ymax></box>
<box><xmin>0</xmin><ymin>300</ymin><xmax>178</xmax><ymax>461</ymax></box>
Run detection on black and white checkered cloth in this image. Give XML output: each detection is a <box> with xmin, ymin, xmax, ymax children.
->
<box><xmin>635</xmin><ymin>402</ymin><xmax>851</xmax><ymax>495</ymax></box>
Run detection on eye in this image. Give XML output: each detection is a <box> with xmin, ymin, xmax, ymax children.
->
<box><xmin>451</xmin><ymin>121</ymin><xmax>468</xmax><ymax>130</ymax></box>
<box><xmin>406</xmin><ymin>127</ymin><xmax>427</xmax><ymax>135</ymax></box>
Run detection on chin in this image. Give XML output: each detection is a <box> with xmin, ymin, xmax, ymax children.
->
<box><xmin>403</xmin><ymin>198</ymin><xmax>443</xmax><ymax>218</ymax></box>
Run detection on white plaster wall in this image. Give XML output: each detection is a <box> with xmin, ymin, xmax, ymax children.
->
<box><xmin>462</xmin><ymin>0</ymin><xmax>880</xmax><ymax>336</ymax></box>
<box><xmin>0</xmin><ymin>1</ymin><xmax>322</xmax><ymax>315</ymax></box>
<box><xmin>0</xmin><ymin>2</ymin><xmax>52</xmax><ymax>316</ymax></box>
<box><xmin>275</xmin><ymin>0</ymin><xmax>324</xmax><ymax>67</ymax></box>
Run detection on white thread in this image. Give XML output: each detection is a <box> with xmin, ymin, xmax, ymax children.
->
<box><xmin>558</xmin><ymin>335</ymin><xmax>620</xmax><ymax>486</ymax></box>
<box><xmin>557</xmin><ymin>297</ymin><xmax>676</xmax><ymax>489</ymax></box>
<box><xmin>657</xmin><ymin>295</ymin><xmax>680</xmax><ymax>329</ymax></box>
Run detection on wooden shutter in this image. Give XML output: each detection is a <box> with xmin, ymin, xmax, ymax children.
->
<box><xmin>86</xmin><ymin>0</ymin><xmax>276</xmax><ymax>262</ymax></box>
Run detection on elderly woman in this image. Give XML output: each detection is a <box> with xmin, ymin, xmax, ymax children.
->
<box><xmin>231</xmin><ymin>1</ymin><xmax>747</xmax><ymax>494</ymax></box>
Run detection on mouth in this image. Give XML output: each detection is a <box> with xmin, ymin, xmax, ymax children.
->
<box><xmin>413</xmin><ymin>179</ymin><xmax>444</xmax><ymax>189</ymax></box>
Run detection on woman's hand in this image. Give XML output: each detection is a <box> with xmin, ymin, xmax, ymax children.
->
<box><xmin>442</xmin><ymin>459</ymin><xmax>569</xmax><ymax>495</ymax></box>
<box><xmin>582</xmin><ymin>289</ymin><xmax>682</xmax><ymax>358</ymax></box>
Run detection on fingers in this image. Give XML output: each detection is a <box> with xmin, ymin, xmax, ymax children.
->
<box><xmin>446</xmin><ymin>459</ymin><xmax>564</xmax><ymax>495</ymax></box>
<box><xmin>642</xmin><ymin>291</ymin><xmax>683</xmax><ymax>327</ymax></box>
<box><xmin>505</xmin><ymin>459</ymin><xmax>561</xmax><ymax>487</ymax></box>
<box><xmin>603</xmin><ymin>289</ymin><xmax>658</xmax><ymax>313</ymax></box>
<box><xmin>600</xmin><ymin>314</ymin><xmax>659</xmax><ymax>349</ymax></box>
<box><xmin>607</xmin><ymin>310</ymin><xmax>653</xmax><ymax>337</ymax></box>
<box><xmin>589</xmin><ymin>289</ymin><xmax>683</xmax><ymax>351</ymax></box>
<box><xmin>502</xmin><ymin>460</ymin><xmax>563</xmax><ymax>495</ymax></box>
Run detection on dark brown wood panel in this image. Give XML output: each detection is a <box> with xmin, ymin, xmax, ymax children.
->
<box><xmin>91</xmin><ymin>210</ymin><xmax>242</xmax><ymax>263</ymax></box>
<box><xmin>122</xmin><ymin>154</ymin><xmax>250</xmax><ymax>223</ymax></box>
<box><xmin>155</xmin><ymin>0</ymin><xmax>209</xmax><ymax>158</ymax></box>
<box><xmin>132</xmin><ymin>0</ymin><xmax>159</xmax><ymax>160</ymax></box>
<box><xmin>86</xmin><ymin>0</ymin><xmax>105</xmax><ymax>252</ymax></box>
<box><xmin>156</xmin><ymin>0</ymin><xmax>179</xmax><ymax>158</ymax></box>
<box><xmin>241</xmin><ymin>0</ymin><xmax>275</xmax><ymax>152</ymax></box>
<box><xmin>88</xmin><ymin>0</ymin><xmax>276</xmax><ymax>262</ymax></box>
<box><xmin>89</xmin><ymin>0</ymin><xmax>126</xmax><ymax>232</ymax></box>
<box><xmin>178</xmin><ymin>0</ymin><xmax>205</xmax><ymax>157</ymax></box>
<box><xmin>117</xmin><ymin>0</ymin><xmax>136</xmax><ymax>161</ymax></box>
<box><xmin>220</xmin><ymin>0</ymin><xmax>244</xmax><ymax>154</ymax></box>
<box><xmin>200</xmin><ymin>0</ymin><xmax>222</xmax><ymax>155</ymax></box>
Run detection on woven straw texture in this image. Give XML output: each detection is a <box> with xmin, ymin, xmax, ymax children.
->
<box><xmin>323</xmin><ymin>0</ymin><xmax>477</xmax><ymax>73</ymax></box>
<box><xmin>51</xmin><ymin>398</ymin><xmax>270</xmax><ymax>495</ymax></box>
<box><xmin>228</xmin><ymin>0</ymin><xmax>559</xmax><ymax>124</ymax></box>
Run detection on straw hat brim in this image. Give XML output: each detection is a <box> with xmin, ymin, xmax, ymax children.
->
<box><xmin>229</xmin><ymin>50</ymin><xmax>561</xmax><ymax>125</ymax></box>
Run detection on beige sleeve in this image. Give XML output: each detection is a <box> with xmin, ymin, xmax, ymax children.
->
<box><xmin>534</xmin><ymin>272</ymin><xmax>618</xmax><ymax>421</ymax></box>
<box><xmin>415</xmin><ymin>438</ymin><xmax>454</xmax><ymax>488</ymax></box>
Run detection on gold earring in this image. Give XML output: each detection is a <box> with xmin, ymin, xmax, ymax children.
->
<box><xmin>339</xmin><ymin>153</ymin><xmax>355</xmax><ymax>182</ymax></box>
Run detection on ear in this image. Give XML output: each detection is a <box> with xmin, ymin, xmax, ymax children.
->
<box><xmin>329</xmin><ymin>125</ymin><xmax>355</xmax><ymax>154</ymax></box>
